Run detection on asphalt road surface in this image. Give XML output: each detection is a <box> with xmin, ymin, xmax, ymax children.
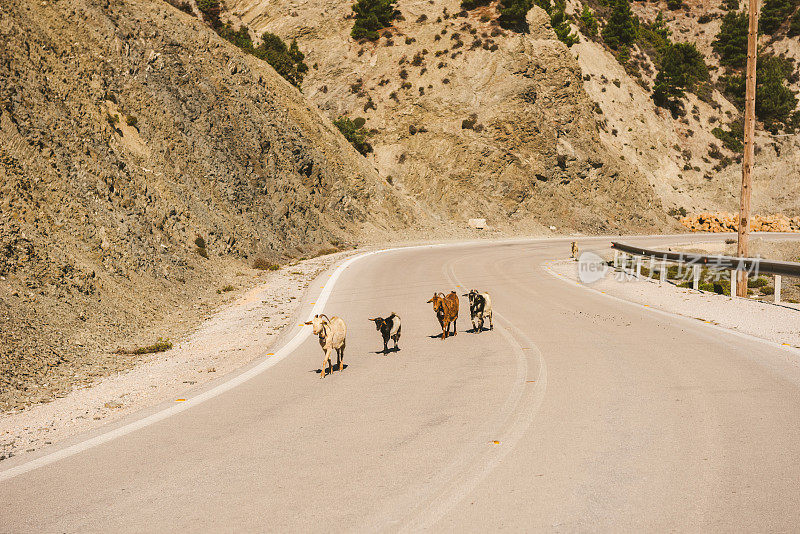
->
<box><xmin>3</xmin><ymin>235</ymin><xmax>800</xmax><ymax>532</ymax></box>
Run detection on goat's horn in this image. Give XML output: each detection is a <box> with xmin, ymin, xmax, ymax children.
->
<box><xmin>319</xmin><ymin>314</ymin><xmax>330</xmax><ymax>321</ymax></box>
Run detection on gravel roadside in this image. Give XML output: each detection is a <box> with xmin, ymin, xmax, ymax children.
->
<box><xmin>549</xmin><ymin>258</ymin><xmax>800</xmax><ymax>349</ymax></box>
<box><xmin>0</xmin><ymin>250</ymin><xmax>357</xmax><ymax>462</ymax></box>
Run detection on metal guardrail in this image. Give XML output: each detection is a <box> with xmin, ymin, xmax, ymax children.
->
<box><xmin>610</xmin><ymin>241</ymin><xmax>800</xmax><ymax>302</ymax></box>
<box><xmin>610</xmin><ymin>242</ymin><xmax>800</xmax><ymax>278</ymax></box>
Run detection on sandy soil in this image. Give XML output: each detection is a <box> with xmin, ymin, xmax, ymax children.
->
<box><xmin>0</xmin><ymin>250</ymin><xmax>356</xmax><ymax>461</ymax></box>
<box><xmin>549</xmin><ymin>258</ymin><xmax>800</xmax><ymax>349</ymax></box>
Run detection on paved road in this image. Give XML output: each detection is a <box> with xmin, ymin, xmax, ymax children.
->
<box><xmin>3</xmin><ymin>235</ymin><xmax>800</xmax><ymax>532</ymax></box>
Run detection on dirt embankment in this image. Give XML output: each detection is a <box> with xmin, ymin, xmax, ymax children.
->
<box><xmin>0</xmin><ymin>0</ymin><xmax>434</xmax><ymax>411</ymax></box>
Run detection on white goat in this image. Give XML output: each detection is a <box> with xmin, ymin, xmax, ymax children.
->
<box><xmin>305</xmin><ymin>314</ymin><xmax>347</xmax><ymax>378</ymax></box>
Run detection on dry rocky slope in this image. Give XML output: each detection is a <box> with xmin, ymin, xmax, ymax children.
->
<box><xmin>227</xmin><ymin>0</ymin><xmax>674</xmax><ymax>233</ymax></box>
<box><xmin>0</xmin><ymin>0</ymin><xmax>428</xmax><ymax>410</ymax></box>
<box><xmin>227</xmin><ymin>0</ymin><xmax>799</xmax><ymax>222</ymax></box>
<box><xmin>0</xmin><ymin>0</ymin><xmax>684</xmax><ymax>412</ymax></box>
<box><xmin>572</xmin><ymin>0</ymin><xmax>800</xmax><ymax>220</ymax></box>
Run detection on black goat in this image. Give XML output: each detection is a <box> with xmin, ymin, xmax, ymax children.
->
<box><xmin>368</xmin><ymin>313</ymin><xmax>401</xmax><ymax>353</ymax></box>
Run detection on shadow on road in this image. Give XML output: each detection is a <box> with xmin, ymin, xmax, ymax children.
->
<box><xmin>312</xmin><ymin>363</ymin><xmax>348</xmax><ymax>374</ymax></box>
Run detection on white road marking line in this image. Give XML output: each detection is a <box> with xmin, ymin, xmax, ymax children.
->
<box><xmin>394</xmin><ymin>253</ymin><xmax>548</xmax><ymax>531</ymax></box>
<box><xmin>2</xmin><ymin>235</ymin><xmax>789</xmax><ymax>482</ymax></box>
<box><xmin>0</xmin><ymin>245</ymin><xmax>440</xmax><ymax>482</ymax></box>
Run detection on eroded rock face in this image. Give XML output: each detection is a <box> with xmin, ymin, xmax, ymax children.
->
<box><xmin>227</xmin><ymin>0</ymin><xmax>672</xmax><ymax>233</ymax></box>
<box><xmin>0</xmin><ymin>0</ymin><xmax>423</xmax><ymax>408</ymax></box>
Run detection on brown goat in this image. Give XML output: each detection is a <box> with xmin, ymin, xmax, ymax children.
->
<box><xmin>427</xmin><ymin>291</ymin><xmax>459</xmax><ymax>340</ymax></box>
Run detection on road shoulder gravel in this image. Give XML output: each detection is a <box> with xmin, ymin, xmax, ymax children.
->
<box><xmin>0</xmin><ymin>250</ymin><xmax>358</xmax><ymax>462</ymax></box>
<box><xmin>548</xmin><ymin>259</ymin><xmax>800</xmax><ymax>351</ymax></box>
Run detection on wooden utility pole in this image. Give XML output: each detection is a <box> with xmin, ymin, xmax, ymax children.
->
<box><xmin>736</xmin><ymin>0</ymin><xmax>759</xmax><ymax>297</ymax></box>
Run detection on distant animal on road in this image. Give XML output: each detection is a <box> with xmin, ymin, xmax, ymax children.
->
<box><xmin>305</xmin><ymin>314</ymin><xmax>347</xmax><ymax>378</ymax></box>
<box><xmin>427</xmin><ymin>291</ymin><xmax>459</xmax><ymax>340</ymax></box>
<box><xmin>571</xmin><ymin>241</ymin><xmax>578</xmax><ymax>259</ymax></box>
<box><xmin>368</xmin><ymin>313</ymin><xmax>401</xmax><ymax>353</ymax></box>
<box><xmin>465</xmin><ymin>289</ymin><xmax>493</xmax><ymax>332</ymax></box>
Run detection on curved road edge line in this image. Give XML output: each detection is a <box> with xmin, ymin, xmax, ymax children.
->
<box><xmin>0</xmin><ymin>244</ymin><xmax>452</xmax><ymax>483</ymax></box>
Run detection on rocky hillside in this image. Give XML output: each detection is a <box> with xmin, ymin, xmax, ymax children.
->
<box><xmin>0</xmin><ymin>0</ymin><xmax>425</xmax><ymax>409</ymax></box>
<box><xmin>568</xmin><ymin>0</ymin><xmax>800</xmax><ymax>219</ymax></box>
<box><xmin>224</xmin><ymin>0</ymin><xmax>799</xmax><ymax>224</ymax></box>
<box><xmin>225</xmin><ymin>0</ymin><xmax>674</xmax><ymax>233</ymax></box>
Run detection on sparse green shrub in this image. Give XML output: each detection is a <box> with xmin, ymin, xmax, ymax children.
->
<box><xmin>713</xmin><ymin>282</ymin><xmax>730</xmax><ymax>295</ymax></box>
<box><xmin>333</xmin><ymin>116</ymin><xmax>373</xmax><ymax>155</ymax></box>
<box><xmin>711</xmin><ymin>120</ymin><xmax>744</xmax><ymax>154</ymax></box>
<box><xmin>106</xmin><ymin>113</ymin><xmax>122</xmax><ymax>135</ymax></box>
<box><xmin>253</xmin><ymin>257</ymin><xmax>280</xmax><ymax>270</ymax></box>
<box><xmin>203</xmin><ymin>21</ymin><xmax>307</xmax><ymax>88</ymax></box>
<box><xmin>254</xmin><ymin>33</ymin><xmax>308</xmax><ymax>88</ymax></box>
<box><xmin>120</xmin><ymin>338</ymin><xmax>173</xmax><ymax>355</ymax></box>
<box><xmin>498</xmin><ymin>0</ymin><xmax>533</xmax><ymax>30</ymax></box>
<box><xmin>666</xmin><ymin>0</ymin><xmax>684</xmax><ymax>9</ymax></box>
<box><xmin>197</xmin><ymin>0</ymin><xmax>222</xmax><ymax>26</ymax></box>
<box><xmin>789</xmin><ymin>9</ymin><xmax>800</xmax><ymax>36</ymax></box>
<box><xmin>748</xmin><ymin>277</ymin><xmax>768</xmax><ymax>288</ymax></box>
<box><xmin>579</xmin><ymin>5</ymin><xmax>598</xmax><ymax>37</ymax></box>
<box><xmin>713</xmin><ymin>11</ymin><xmax>748</xmax><ymax>69</ymax></box>
<box><xmin>166</xmin><ymin>0</ymin><xmax>193</xmax><ymax>14</ymax></box>
<box><xmin>652</xmin><ymin>42</ymin><xmax>710</xmax><ymax>116</ymax></box>
<box><xmin>550</xmin><ymin>1</ymin><xmax>578</xmax><ymax>46</ymax></box>
<box><xmin>125</xmin><ymin>115</ymin><xmax>138</xmax><ymax>128</ymax></box>
<box><xmin>217</xmin><ymin>285</ymin><xmax>236</xmax><ymax>294</ymax></box>
<box><xmin>754</xmin><ymin>55</ymin><xmax>799</xmax><ymax>130</ymax></box>
<box><xmin>760</xmin><ymin>0</ymin><xmax>798</xmax><ymax>35</ymax></box>
<box><xmin>761</xmin><ymin>285</ymin><xmax>775</xmax><ymax>295</ymax></box>
<box><xmin>462</xmin><ymin>0</ymin><xmax>492</xmax><ymax>9</ymax></box>
<box><xmin>194</xmin><ymin>235</ymin><xmax>209</xmax><ymax>258</ymax></box>
<box><xmin>668</xmin><ymin>206</ymin><xmax>688</xmax><ymax>218</ymax></box>
<box><xmin>721</xmin><ymin>55</ymin><xmax>798</xmax><ymax>130</ymax></box>
<box><xmin>461</xmin><ymin>114</ymin><xmax>479</xmax><ymax>129</ymax></box>
<box><xmin>698</xmin><ymin>13</ymin><xmax>713</xmax><ymax>23</ymax></box>
<box><xmin>351</xmin><ymin>0</ymin><xmax>400</xmax><ymax>40</ymax></box>
<box><xmin>312</xmin><ymin>247</ymin><xmax>341</xmax><ymax>258</ymax></box>
<box><xmin>602</xmin><ymin>0</ymin><xmax>637</xmax><ymax>50</ymax></box>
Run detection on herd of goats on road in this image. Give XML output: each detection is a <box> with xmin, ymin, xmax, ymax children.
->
<box><xmin>304</xmin><ymin>289</ymin><xmax>494</xmax><ymax>378</ymax></box>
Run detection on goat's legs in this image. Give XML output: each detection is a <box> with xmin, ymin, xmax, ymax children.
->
<box><xmin>489</xmin><ymin>312</ymin><xmax>493</xmax><ymax>330</ymax></box>
<box><xmin>336</xmin><ymin>347</ymin><xmax>343</xmax><ymax>372</ymax></box>
<box><xmin>321</xmin><ymin>348</ymin><xmax>332</xmax><ymax>378</ymax></box>
<box><xmin>452</xmin><ymin>318</ymin><xmax>457</xmax><ymax>335</ymax></box>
